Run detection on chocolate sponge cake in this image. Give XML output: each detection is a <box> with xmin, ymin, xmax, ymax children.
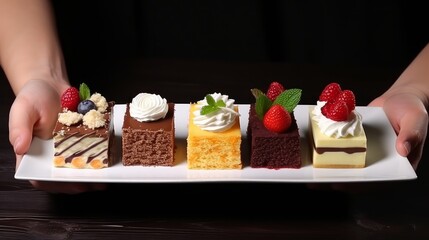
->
<box><xmin>247</xmin><ymin>104</ymin><xmax>301</xmax><ymax>169</ymax></box>
<box><xmin>247</xmin><ymin>81</ymin><xmax>302</xmax><ymax>169</ymax></box>
<box><xmin>122</xmin><ymin>94</ymin><xmax>175</xmax><ymax>166</ymax></box>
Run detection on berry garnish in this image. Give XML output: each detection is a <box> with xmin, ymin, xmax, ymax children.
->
<box><xmin>321</xmin><ymin>100</ymin><xmax>333</xmax><ymax>116</ymax></box>
<box><xmin>61</xmin><ymin>87</ymin><xmax>80</xmax><ymax>111</ymax></box>
<box><xmin>319</xmin><ymin>82</ymin><xmax>342</xmax><ymax>102</ymax></box>
<box><xmin>266</xmin><ymin>81</ymin><xmax>285</xmax><ymax>101</ymax></box>
<box><xmin>326</xmin><ymin>100</ymin><xmax>349</xmax><ymax>121</ymax></box>
<box><xmin>319</xmin><ymin>82</ymin><xmax>356</xmax><ymax>121</ymax></box>
<box><xmin>336</xmin><ymin>89</ymin><xmax>355</xmax><ymax>113</ymax></box>
<box><xmin>251</xmin><ymin>81</ymin><xmax>301</xmax><ymax>132</ymax></box>
<box><xmin>77</xmin><ymin>100</ymin><xmax>97</xmax><ymax>114</ymax></box>
<box><xmin>263</xmin><ymin>105</ymin><xmax>291</xmax><ymax>133</ymax></box>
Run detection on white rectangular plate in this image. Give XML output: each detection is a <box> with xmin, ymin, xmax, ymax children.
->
<box><xmin>15</xmin><ymin>104</ymin><xmax>417</xmax><ymax>183</ymax></box>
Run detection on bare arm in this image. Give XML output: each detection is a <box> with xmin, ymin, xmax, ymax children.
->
<box><xmin>0</xmin><ymin>0</ymin><xmax>69</xmax><ymax>94</ymax></box>
<box><xmin>380</xmin><ymin>43</ymin><xmax>429</xmax><ymax>107</ymax></box>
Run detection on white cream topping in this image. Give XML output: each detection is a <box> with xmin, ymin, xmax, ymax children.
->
<box><xmin>193</xmin><ymin>92</ymin><xmax>239</xmax><ymax>132</ymax></box>
<box><xmin>312</xmin><ymin>101</ymin><xmax>364</xmax><ymax>138</ymax></box>
<box><xmin>130</xmin><ymin>93</ymin><xmax>168</xmax><ymax>122</ymax></box>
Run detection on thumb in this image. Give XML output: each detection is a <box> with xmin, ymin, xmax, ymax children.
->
<box><xmin>9</xmin><ymin>98</ymin><xmax>36</xmax><ymax>155</ymax></box>
<box><xmin>381</xmin><ymin>94</ymin><xmax>428</xmax><ymax>168</ymax></box>
<box><xmin>395</xmin><ymin>109</ymin><xmax>427</xmax><ymax>168</ymax></box>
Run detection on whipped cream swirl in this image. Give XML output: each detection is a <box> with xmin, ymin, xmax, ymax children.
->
<box><xmin>193</xmin><ymin>93</ymin><xmax>239</xmax><ymax>132</ymax></box>
<box><xmin>130</xmin><ymin>93</ymin><xmax>168</xmax><ymax>122</ymax></box>
<box><xmin>312</xmin><ymin>101</ymin><xmax>364</xmax><ymax>138</ymax></box>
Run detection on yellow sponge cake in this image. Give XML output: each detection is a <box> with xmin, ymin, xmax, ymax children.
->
<box><xmin>187</xmin><ymin>93</ymin><xmax>242</xmax><ymax>169</ymax></box>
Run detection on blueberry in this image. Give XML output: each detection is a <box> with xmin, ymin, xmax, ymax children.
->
<box><xmin>77</xmin><ymin>100</ymin><xmax>97</xmax><ymax>114</ymax></box>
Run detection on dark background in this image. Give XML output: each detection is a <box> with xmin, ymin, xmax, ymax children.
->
<box><xmin>49</xmin><ymin>0</ymin><xmax>429</xmax><ymax>104</ymax></box>
<box><xmin>52</xmin><ymin>0</ymin><xmax>428</xmax><ymax>67</ymax></box>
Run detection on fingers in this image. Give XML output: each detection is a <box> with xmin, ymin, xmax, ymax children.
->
<box><xmin>395</xmin><ymin>109</ymin><xmax>428</xmax><ymax>169</ymax></box>
<box><xmin>9</xmin><ymin>80</ymin><xmax>61</xmax><ymax>155</ymax></box>
<box><xmin>381</xmin><ymin>93</ymin><xmax>428</xmax><ymax>169</ymax></box>
<box><xmin>9</xmin><ymin>98</ymin><xmax>36</xmax><ymax>155</ymax></box>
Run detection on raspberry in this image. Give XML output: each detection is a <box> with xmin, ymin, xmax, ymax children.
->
<box><xmin>326</xmin><ymin>101</ymin><xmax>349</xmax><ymax>121</ymax></box>
<box><xmin>61</xmin><ymin>87</ymin><xmax>80</xmax><ymax>111</ymax></box>
<box><xmin>321</xmin><ymin>101</ymin><xmax>333</xmax><ymax>117</ymax></box>
<box><xmin>336</xmin><ymin>89</ymin><xmax>355</xmax><ymax>113</ymax></box>
<box><xmin>319</xmin><ymin>82</ymin><xmax>342</xmax><ymax>102</ymax></box>
<box><xmin>266</xmin><ymin>81</ymin><xmax>285</xmax><ymax>101</ymax></box>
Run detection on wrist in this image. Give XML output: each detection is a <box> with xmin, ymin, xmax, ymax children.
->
<box><xmin>17</xmin><ymin>78</ymin><xmax>69</xmax><ymax>100</ymax></box>
<box><xmin>381</xmin><ymin>84</ymin><xmax>429</xmax><ymax>110</ymax></box>
<box><xmin>8</xmin><ymin>67</ymin><xmax>70</xmax><ymax>97</ymax></box>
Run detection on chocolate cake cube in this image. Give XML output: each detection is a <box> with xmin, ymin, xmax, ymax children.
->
<box><xmin>122</xmin><ymin>103</ymin><xmax>175</xmax><ymax>166</ymax></box>
<box><xmin>247</xmin><ymin>104</ymin><xmax>301</xmax><ymax>169</ymax></box>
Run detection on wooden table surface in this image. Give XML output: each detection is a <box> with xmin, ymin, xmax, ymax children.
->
<box><xmin>1</xmin><ymin>59</ymin><xmax>428</xmax><ymax>239</ymax></box>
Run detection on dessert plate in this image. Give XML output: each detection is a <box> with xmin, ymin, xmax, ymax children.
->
<box><xmin>15</xmin><ymin>104</ymin><xmax>417</xmax><ymax>183</ymax></box>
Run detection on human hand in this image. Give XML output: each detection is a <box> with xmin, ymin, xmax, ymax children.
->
<box><xmin>9</xmin><ymin>79</ymin><xmax>107</xmax><ymax>194</ymax></box>
<box><xmin>369</xmin><ymin>91</ymin><xmax>428</xmax><ymax>170</ymax></box>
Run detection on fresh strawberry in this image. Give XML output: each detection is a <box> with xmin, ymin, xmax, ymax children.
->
<box><xmin>336</xmin><ymin>89</ymin><xmax>355</xmax><ymax>113</ymax></box>
<box><xmin>319</xmin><ymin>82</ymin><xmax>342</xmax><ymax>102</ymax></box>
<box><xmin>263</xmin><ymin>105</ymin><xmax>291</xmax><ymax>133</ymax></box>
<box><xmin>61</xmin><ymin>87</ymin><xmax>80</xmax><ymax>111</ymax></box>
<box><xmin>326</xmin><ymin>101</ymin><xmax>349</xmax><ymax>121</ymax></box>
<box><xmin>266</xmin><ymin>81</ymin><xmax>285</xmax><ymax>101</ymax></box>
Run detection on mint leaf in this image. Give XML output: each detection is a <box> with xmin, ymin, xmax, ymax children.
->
<box><xmin>216</xmin><ymin>99</ymin><xmax>226</xmax><ymax>107</ymax></box>
<box><xmin>79</xmin><ymin>83</ymin><xmax>91</xmax><ymax>100</ymax></box>
<box><xmin>251</xmin><ymin>88</ymin><xmax>272</xmax><ymax>119</ymax></box>
<box><xmin>250</xmin><ymin>88</ymin><xmax>264</xmax><ymax>99</ymax></box>
<box><xmin>201</xmin><ymin>105</ymin><xmax>218</xmax><ymax>115</ymax></box>
<box><xmin>255</xmin><ymin>94</ymin><xmax>272</xmax><ymax>119</ymax></box>
<box><xmin>273</xmin><ymin>88</ymin><xmax>302</xmax><ymax>112</ymax></box>
<box><xmin>200</xmin><ymin>95</ymin><xmax>227</xmax><ymax>115</ymax></box>
<box><xmin>205</xmin><ymin>94</ymin><xmax>215</xmax><ymax>106</ymax></box>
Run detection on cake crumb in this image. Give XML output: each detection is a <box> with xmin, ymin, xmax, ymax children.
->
<box><xmin>90</xmin><ymin>93</ymin><xmax>108</xmax><ymax>113</ymax></box>
<box><xmin>58</xmin><ymin>111</ymin><xmax>83</xmax><ymax>126</ymax></box>
<box><xmin>83</xmin><ymin>109</ymin><xmax>106</xmax><ymax>129</ymax></box>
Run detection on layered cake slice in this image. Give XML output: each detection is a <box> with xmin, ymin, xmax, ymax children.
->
<box><xmin>247</xmin><ymin>82</ymin><xmax>302</xmax><ymax>169</ymax></box>
<box><xmin>53</xmin><ymin>83</ymin><xmax>115</xmax><ymax>169</ymax></box>
<box><xmin>309</xmin><ymin>82</ymin><xmax>367</xmax><ymax>168</ymax></box>
<box><xmin>122</xmin><ymin>93</ymin><xmax>175</xmax><ymax>166</ymax></box>
<box><xmin>187</xmin><ymin>93</ymin><xmax>242</xmax><ymax>169</ymax></box>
